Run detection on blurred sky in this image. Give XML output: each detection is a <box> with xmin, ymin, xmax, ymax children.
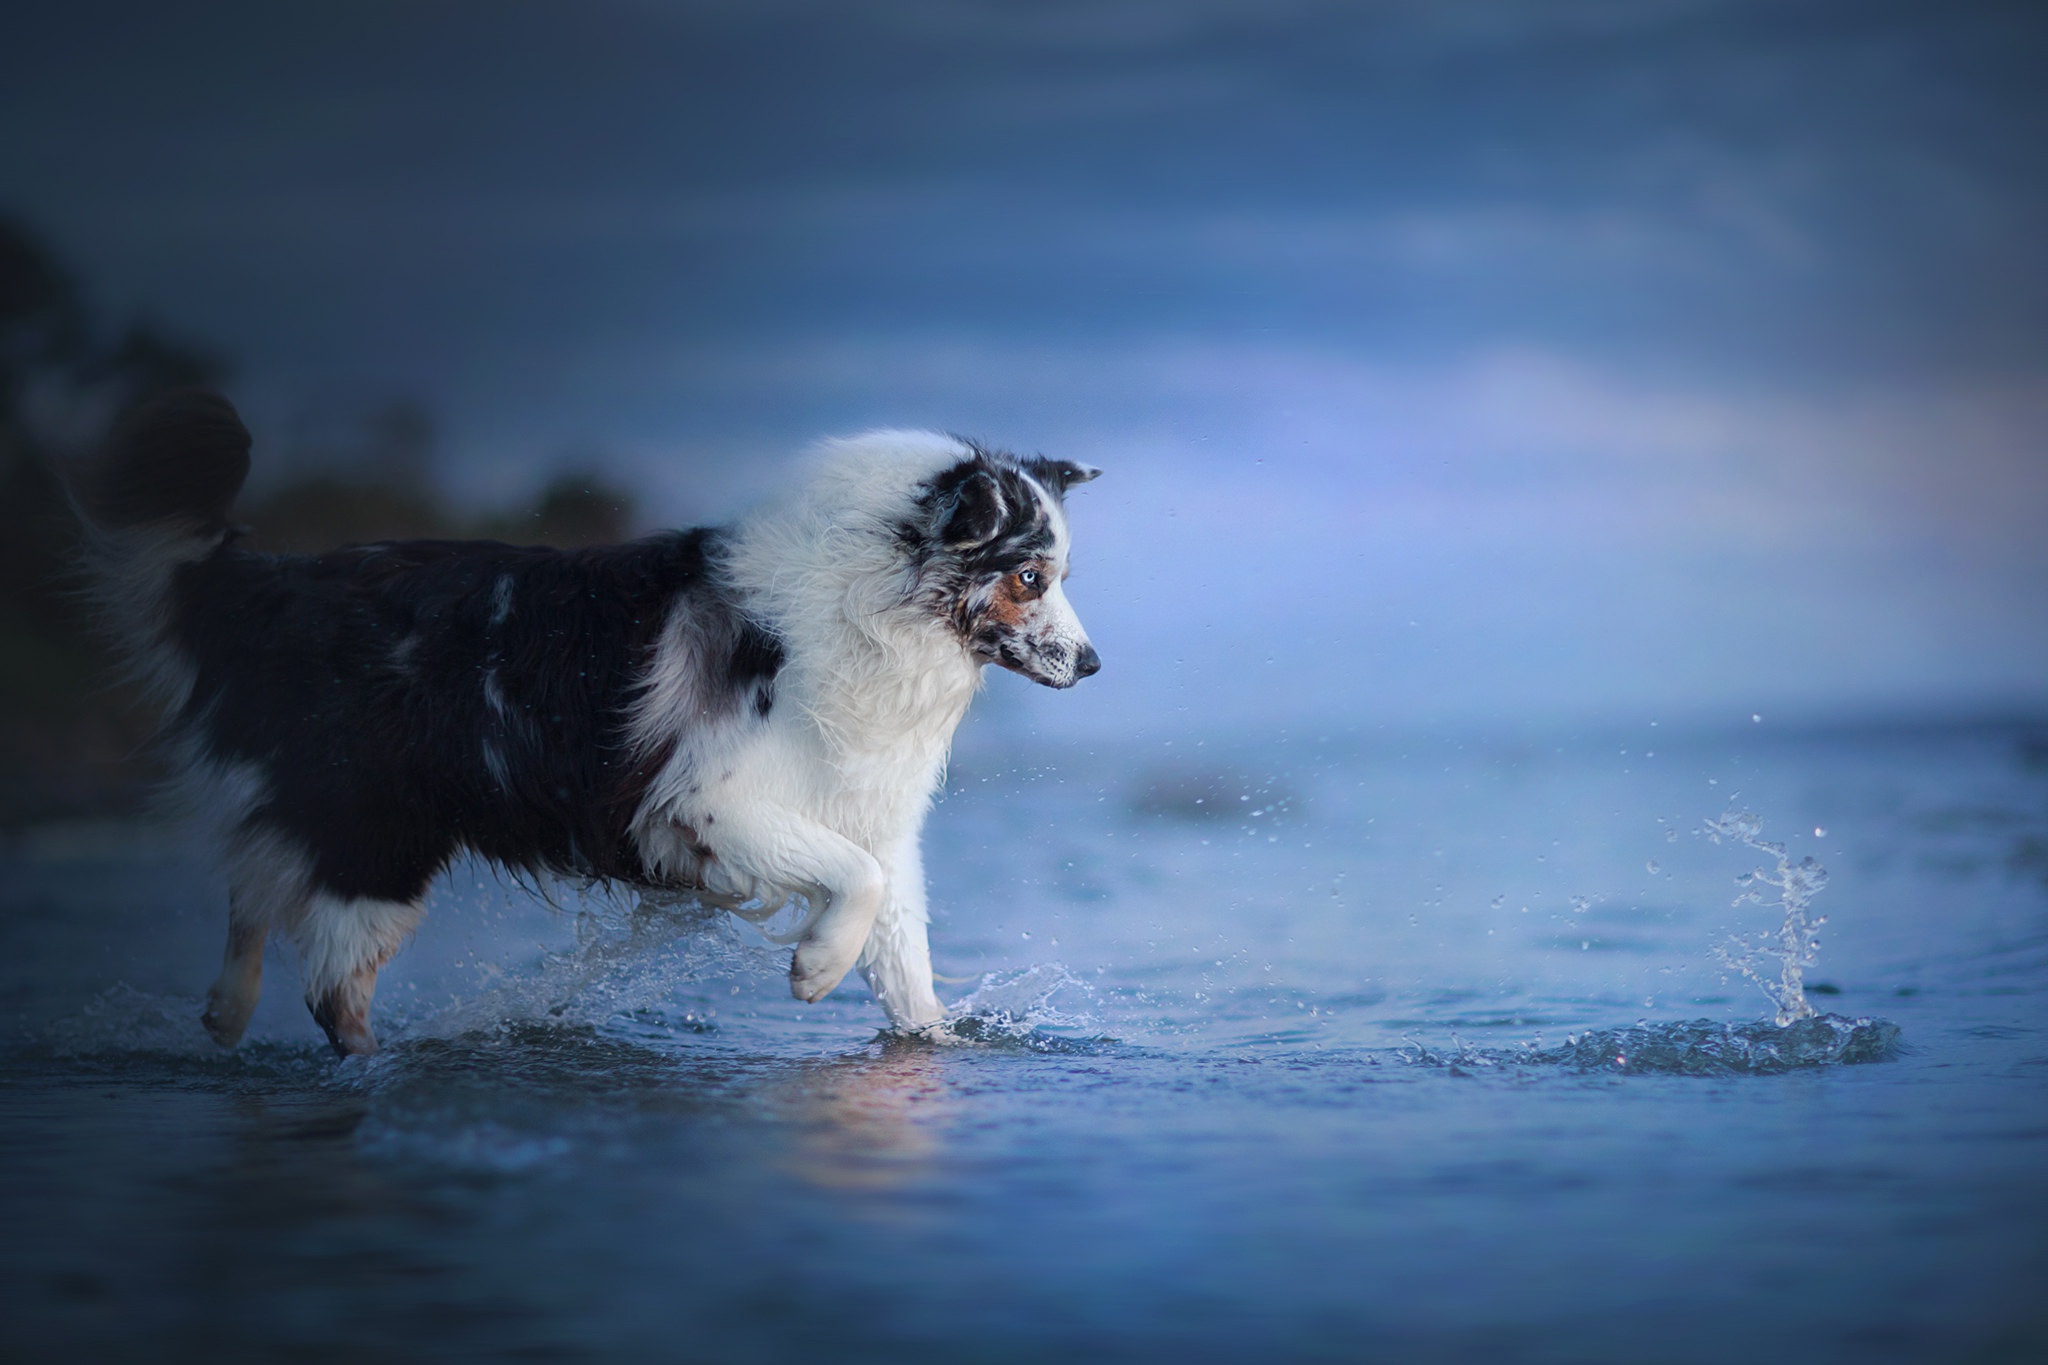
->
<box><xmin>3</xmin><ymin>0</ymin><xmax>2044</xmax><ymax>734</ymax></box>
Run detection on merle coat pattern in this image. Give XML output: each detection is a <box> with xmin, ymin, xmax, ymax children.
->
<box><xmin>74</xmin><ymin>392</ymin><xmax>1100</xmax><ymax>1055</ymax></box>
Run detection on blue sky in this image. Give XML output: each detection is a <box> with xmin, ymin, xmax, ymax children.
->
<box><xmin>4</xmin><ymin>0</ymin><xmax>2044</xmax><ymax>732</ymax></box>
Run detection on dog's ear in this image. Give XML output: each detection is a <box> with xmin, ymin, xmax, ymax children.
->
<box><xmin>1021</xmin><ymin>456</ymin><xmax>1101</xmax><ymax>498</ymax></box>
<box><xmin>934</xmin><ymin>463</ymin><xmax>1010</xmax><ymax>548</ymax></box>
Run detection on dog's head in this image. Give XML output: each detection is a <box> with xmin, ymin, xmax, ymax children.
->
<box><xmin>902</xmin><ymin>445</ymin><xmax>1101</xmax><ymax>688</ymax></box>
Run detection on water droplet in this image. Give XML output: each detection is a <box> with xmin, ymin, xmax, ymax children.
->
<box><xmin>1814</xmin><ymin>826</ymin><xmax>1827</xmax><ymax>838</ymax></box>
<box><xmin>1646</xmin><ymin>860</ymin><xmax>1661</xmax><ymax>875</ymax></box>
<box><xmin>1569</xmin><ymin>895</ymin><xmax>1591</xmax><ymax>914</ymax></box>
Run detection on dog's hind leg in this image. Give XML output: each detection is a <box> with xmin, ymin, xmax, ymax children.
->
<box><xmin>202</xmin><ymin>827</ymin><xmax>313</xmax><ymax>1048</ymax></box>
<box><xmin>295</xmin><ymin>895</ymin><xmax>426</xmax><ymax>1057</ymax></box>
<box><xmin>307</xmin><ymin>960</ymin><xmax>385</xmax><ymax>1058</ymax></box>
<box><xmin>200</xmin><ymin>892</ymin><xmax>269</xmax><ymax>1048</ymax></box>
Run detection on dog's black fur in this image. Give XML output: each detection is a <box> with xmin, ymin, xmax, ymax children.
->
<box><xmin>72</xmin><ymin>390</ymin><xmax>1100</xmax><ymax>1053</ymax></box>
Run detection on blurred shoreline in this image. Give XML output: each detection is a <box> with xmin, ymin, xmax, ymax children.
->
<box><xmin>1</xmin><ymin>217</ymin><xmax>638</xmax><ymax>828</ymax></box>
<box><xmin>11</xmin><ymin>706</ymin><xmax>2042</xmax><ymax>850</ymax></box>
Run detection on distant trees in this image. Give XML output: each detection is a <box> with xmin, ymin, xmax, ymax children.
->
<box><xmin>236</xmin><ymin>397</ymin><xmax>636</xmax><ymax>554</ymax></box>
<box><xmin>0</xmin><ymin>216</ymin><xmax>232</xmax><ymax>823</ymax></box>
<box><xmin>0</xmin><ymin>215</ymin><xmax>638</xmax><ymax>824</ymax></box>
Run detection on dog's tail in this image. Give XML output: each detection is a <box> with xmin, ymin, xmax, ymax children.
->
<box><xmin>71</xmin><ymin>389</ymin><xmax>252</xmax><ymax>711</ymax></box>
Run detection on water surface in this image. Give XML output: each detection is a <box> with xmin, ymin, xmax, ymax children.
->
<box><xmin>4</xmin><ymin>721</ymin><xmax>2045</xmax><ymax>1362</ymax></box>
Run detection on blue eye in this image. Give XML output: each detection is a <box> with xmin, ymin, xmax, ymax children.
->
<box><xmin>1018</xmin><ymin>569</ymin><xmax>1041</xmax><ymax>589</ymax></box>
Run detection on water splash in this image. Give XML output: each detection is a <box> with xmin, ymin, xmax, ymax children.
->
<box><xmin>1402</xmin><ymin>1014</ymin><xmax>1901</xmax><ymax>1075</ymax></box>
<box><xmin>403</xmin><ymin>892</ymin><xmax>785</xmax><ymax>1042</ymax></box>
<box><xmin>1548</xmin><ymin>1015</ymin><xmax>1899</xmax><ymax>1072</ymax></box>
<box><xmin>942</xmin><ymin>962</ymin><xmax>1107</xmax><ymax>1049</ymax></box>
<box><xmin>45</xmin><ymin>982</ymin><xmax>213</xmax><ymax>1056</ymax></box>
<box><xmin>1702</xmin><ymin>810</ymin><xmax>1829</xmax><ymax>1026</ymax></box>
<box><xmin>39</xmin><ymin>982</ymin><xmax>331</xmax><ymax>1080</ymax></box>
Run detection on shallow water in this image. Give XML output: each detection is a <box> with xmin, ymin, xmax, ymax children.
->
<box><xmin>3</xmin><ymin>720</ymin><xmax>2046</xmax><ymax>1362</ymax></box>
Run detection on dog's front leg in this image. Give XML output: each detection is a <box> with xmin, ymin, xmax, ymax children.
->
<box><xmin>857</xmin><ymin>834</ymin><xmax>948</xmax><ymax>1032</ymax></box>
<box><xmin>701</xmin><ymin>808</ymin><xmax>886</xmax><ymax>1004</ymax></box>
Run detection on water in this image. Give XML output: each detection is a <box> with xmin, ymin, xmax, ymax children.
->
<box><xmin>1703</xmin><ymin>808</ymin><xmax>1833</xmax><ymax>1026</ymax></box>
<box><xmin>4</xmin><ymin>720</ymin><xmax>2046</xmax><ymax>1362</ymax></box>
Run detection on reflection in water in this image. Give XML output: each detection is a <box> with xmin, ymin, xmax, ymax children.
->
<box><xmin>768</xmin><ymin>1044</ymin><xmax>953</xmax><ymax>1193</ymax></box>
<box><xmin>7</xmin><ymin>726</ymin><xmax>2046</xmax><ymax>1362</ymax></box>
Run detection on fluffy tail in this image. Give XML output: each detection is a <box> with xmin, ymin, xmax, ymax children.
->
<box><xmin>72</xmin><ymin>389</ymin><xmax>252</xmax><ymax>711</ymax></box>
<box><xmin>76</xmin><ymin>389</ymin><xmax>251</xmax><ymax>534</ymax></box>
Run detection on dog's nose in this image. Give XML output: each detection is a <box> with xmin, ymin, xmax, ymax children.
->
<box><xmin>1074</xmin><ymin>642</ymin><xmax>1101</xmax><ymax>679</ymax></box>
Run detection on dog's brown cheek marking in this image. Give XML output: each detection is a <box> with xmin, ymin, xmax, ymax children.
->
<box><xmin>988</xmin><ymin>560</ymin><xmax>1056</xmax><ymax>625</ymax></box>
<box><xmin>957</xmin><ymin>575</ymin><xmax>1023</xmax><ymax>645</ymax></box>
<box><xmin>982</xmin><ymin>583</ymin><xmax>1032</xmax><ymax>632</ymax></box>
<box><xmin>960</xmin><ymin>562</ymin><xmax>1056</xmax><ymax>656</ymax></box>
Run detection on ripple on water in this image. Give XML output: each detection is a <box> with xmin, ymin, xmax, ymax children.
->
<box><xmin>1404</xmin><ymin>1013</ymin><xmax>1903</xmax><ymax>1075</ymax></box>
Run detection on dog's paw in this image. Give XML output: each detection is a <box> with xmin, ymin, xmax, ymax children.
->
<box><xmin>201</xmin><ymin>984</ymin><xmax>256</xmax><ymax>1049</ymax></box>
<box><xmin>789</xmin><ymin>940</ymin><xmax>859</xmax><ymax>1003</ymax></box>
<box><xmin>319</xmin><ymin>1017</ymin><xmax>379</xmax><ymax>1058</ymax></box>
<box><xmin>309</xmin><ymin>993</ymin><xmax>379</xmax><ymax>1058</ymax></box>
<box><xmin>902</xmin><ymin>1017</ymin><xmax>971</xmax><ymax>1045</ymax></box>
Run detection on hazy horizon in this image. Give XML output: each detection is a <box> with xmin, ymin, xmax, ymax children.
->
<box><xmin>5</xmin><ymin>0</ymin><xmax>2043</xmax><ymax>735</ymax></box>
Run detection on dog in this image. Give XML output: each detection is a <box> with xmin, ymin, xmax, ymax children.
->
<box><xmin>73</xmin><ymin>391</ymin><xmax>1100</xmax><ymax>1055</ymax></box>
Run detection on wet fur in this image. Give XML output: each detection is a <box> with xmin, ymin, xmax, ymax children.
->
<box><xmin>74</xmin><ymin>392</ymin><xmax>1099</xmax><ymax>1055</ymax></box>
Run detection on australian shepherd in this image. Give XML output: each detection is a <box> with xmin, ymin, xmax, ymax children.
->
<box><xmin>73</xmin><ymin>391</ymin><xmax>1100</xmax><ymax>1055</ymax></box>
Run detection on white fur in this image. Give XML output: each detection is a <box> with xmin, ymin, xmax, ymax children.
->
<box><xmin>203</xmin><ymin>821</ymin><xmax>426</xmax><ymax>1048</ymax></box>
<box><xmin>168</xmin><ymin>429</ymin><xmax>1087</xmax><ymax>1048</ymax></box>
<box><xmin>629</xmin><ymin>431</ymin><xmax>1023</xmax><ymax>1030</ymax></box>
<box><xmin>1018</xmin><ymin>476</ymin><xmax>1096</xmax><ymax>687</ymax></box>
<box><xmin>78</xmin><ymin>520</ymin><xmax>224</xmax><ymax>716</ymax></box>
<box><xmin>291</xmin><ymin>893</ymin><xmax>427</xmax><ymax>1001</ymax></box>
